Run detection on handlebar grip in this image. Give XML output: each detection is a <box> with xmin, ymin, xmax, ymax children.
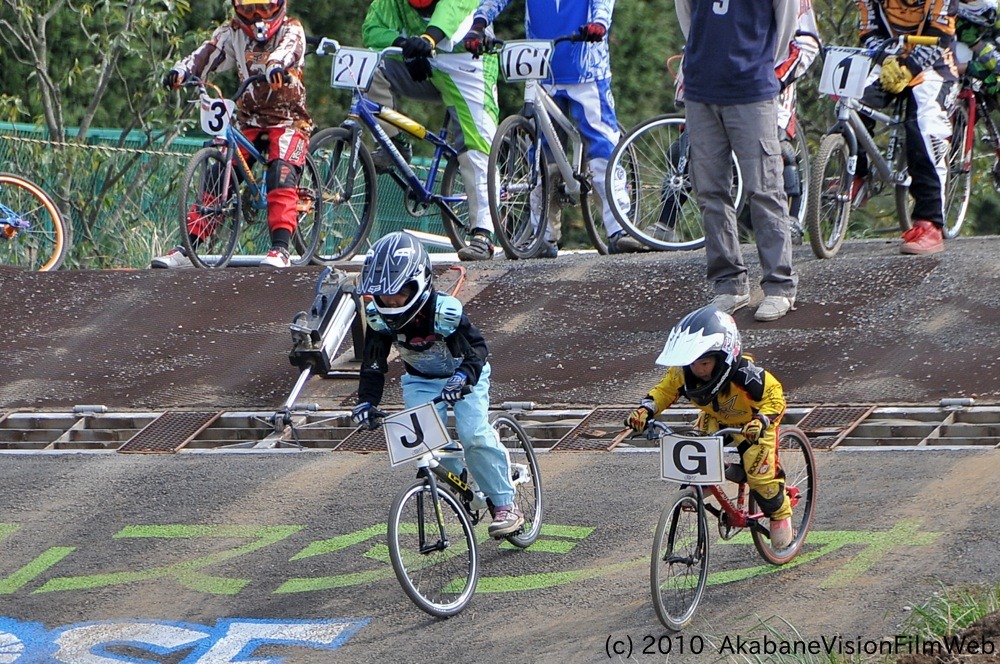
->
<box><xmin>905</xmin><ymin>35</ymin><xmax>940</xmax><ymax>46</ymax></box>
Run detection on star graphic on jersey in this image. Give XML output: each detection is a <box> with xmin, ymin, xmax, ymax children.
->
<box><xmin>716</xmin><ymin>394</ymin><xmax>747</xmax><ymax>419</ymax></box>
<box><xmin>738</xmin><ymin>363</ymin><xmax>765</xmax><ymax>387</ymax></box>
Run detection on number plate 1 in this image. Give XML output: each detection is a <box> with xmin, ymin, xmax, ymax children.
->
<box><xmin>500</xmin><ymin>40</ymin><xmax>554</xmax><ymax>81</ymax></box>
<box><xmin>818</xmin><ymin>47</ymin><xmax>872</xmax><ymax>99</ymax></box>
<box><xmin>331</xmin><ymin>47</ymin><xmax>381</xmax><ymax>91</ymax></box>
<box><xmin>659</xmin><ymin>434</ymin><xmax>725</xmax><ymax>485</ymax></box>
<box><xmin>199</xmin><ymin>95</ymin><xmax>236</xmax><ymax>137</ymax></box>
<box><xmin>383</xmin><ymin>402</ymin><xmax>452</xmax><ymax>467</ymax></box>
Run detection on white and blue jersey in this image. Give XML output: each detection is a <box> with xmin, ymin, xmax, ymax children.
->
<box><xmin>474</xmin><ymin>0</ymin><xmax>615</xmax><ymax>83</ymax></box>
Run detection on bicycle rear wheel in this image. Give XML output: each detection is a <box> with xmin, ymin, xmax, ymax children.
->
<box><xmin>309</xmin><ymin>127</ymin><xmax>377</xmax><ymax>264</ymax></box>
<box><xmin>943</xmin><ymin>98</ymin><xmax>972</xmax><ymax>239</ymax></box>
<box><xmin>750</xmin><ymin>425</ymin><xmax>816</xmax><ymax>565</ymax></box>
<box><xmin>388</xmin><ymin>479</ymin><xmax>478</xmax><ymax>617</ymax></box>
<box><xmin>288</xmin><ymin>153</ymin><xmax>323</xmax><ymax>265</ymax></box>
<box><xmin>806</xmin><ymin>133</ymin><xmax>852</xmax><ymax>259</ymax></box>
<box><xmin>489</xmin><ymin>114</ymin><xmax>548</xmax><ymax>259</ymax></box>
<box><xmin>439</xmin><ymin>155</ymin><xmax>471</xmax><ymax>252</ymax></box>
<box><xmin>180</xmin><ymin>147</ymin><xmax>241</xmax><ymax>269</ymax></box>
<box><xmin>0</xmin><ymin>173</ymin><xmax>69</xmax><ymax>271</ymax></box>
<box><xmin>650</xmin><ymin>487</ymin><xmax>709</xmax><ymax>631</ymax></box>
<box><xmin>492</xmin><ymin>414</ymin><xmax>543</xmax><ymax>548</ymax></box>
<box><xmin>788</xmin><ymin>124</ymin><xmax>810</xmax><ymax>246</ymax></box>
<box><xmin>608</xmin><ymin>114</ymin><xmax>743</xmax><ymax>251</ymax></box>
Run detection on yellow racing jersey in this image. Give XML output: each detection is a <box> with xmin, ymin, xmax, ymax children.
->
<box><xmin>646</xmin><ymin>355</ymin><xmax>786</xmax><ymax>428</ymax></box>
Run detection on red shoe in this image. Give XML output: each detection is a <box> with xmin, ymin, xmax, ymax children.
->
<box><xmin>849</xmin><ymin>176</ymin><xmax>867</xmax><ymax>206</ymax></box>
<box><xmin>900</xmin><ymin>220</ymin><xmax>944</xmax><ymax>255</ymax></box>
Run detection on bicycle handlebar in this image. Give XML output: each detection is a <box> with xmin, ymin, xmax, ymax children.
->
<box><xmin>644</xmin><ymin>421</ymin><xmax>743</xmax><ymax>439</ymax></box>
<box><xmin>363</xmin><ymin>384</ymin><xmax>474</xmax><ymax>430</ymax></box>
<box><xmin>182</xmin><ymin>74</ymin><xmax>267</xmax><ymax>101</ymax></box>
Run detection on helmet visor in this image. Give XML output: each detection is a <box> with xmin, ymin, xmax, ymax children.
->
<box><xmin>235</xmin><ymin>0</ymin><xmax>281</xmax><ymax>22</ymax></box>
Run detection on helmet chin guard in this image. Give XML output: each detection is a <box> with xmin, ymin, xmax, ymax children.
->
<box><xmin>232</xmin><ymin>0</ymin><xmax>286</xmax><ymax>42</ymax></box>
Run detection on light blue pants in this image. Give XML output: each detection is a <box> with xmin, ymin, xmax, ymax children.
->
<box><xmin>401</xmin><ymin>362</ymin><xmax>514</xmax><ymax>507</ymax></box>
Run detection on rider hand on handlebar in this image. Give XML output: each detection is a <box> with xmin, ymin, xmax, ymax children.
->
<box><xmin>879</xmin><ymin>56</ymin><xmax>913</xmax><ymax>94</ymax></box>
<box><xmin>352</xmin><ymin>401</ymin><xmax>374</xmax><ymax>426</ymax></box>
<box><xmin>577</xmin><ymin>22</ymin><xmax>607</xmax><ymax>42</ymax></box>
<box><xmin>163</xmin><ymin>69</ymin><xmax>185</xmax><ymax>90</ymax></box>
<box><xmin>266</xmin><ymin>63</ymin><xmax>288</xmax><ymax>89</ymax></box>
<box><xmin>741</xmin><ymin>414</ymin><xmax>770</xmax><ymax>442</ymax></box>
<box><xmin>440</xmin><ymin>372</ymin><xmax>468</xmax><ymax>404</ymax></box>
<box><xmin>462</xmin><ymin>18</ymin><xmax>493</xmax><ymax>57</ymax></box>
<box><xmin>625</xmin><ymin>399</ymin><xmax>656</xmax><ymax>432</ymax></box>
<box><xmin>402</xmin><ymin>34</ymin><xmax>436</xmax><ymax>59</ymax></box>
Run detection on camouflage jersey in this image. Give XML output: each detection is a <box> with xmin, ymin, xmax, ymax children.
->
<box><xmin>172</xmin><ymin>17</ymin><xmax>311</xmax><ymax>133</ymax></box>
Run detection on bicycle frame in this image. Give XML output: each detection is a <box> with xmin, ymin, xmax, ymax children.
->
<box><xmin>830</xmin><ymin>95</ymin><xmax>909</xmax><ymax>189</ymax></box>
<box><xmin>523</xmin><ymin>80</ymin><xmax>587</xmax><ymax>197</ymax></box>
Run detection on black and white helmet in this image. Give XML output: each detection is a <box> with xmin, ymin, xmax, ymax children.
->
<box><xmin>357</xmin><ymin>232</ymin><xmax>433</xmax><ymax>331</ymax></box>
<box><xmin>655</xmin><ymin>306</ymin><xmax>742</xmax><ymax>406</ymax></box>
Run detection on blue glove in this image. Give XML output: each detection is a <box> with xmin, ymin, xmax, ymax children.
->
<box><xmin>352</xmin><ymin>402</ymin><xmax>373</xmax><ymax>426</ymax></box>
<box><xmin>440</xmin><ymin>372</ymin><xmax>468</xmax><ymax>404</ymax></box>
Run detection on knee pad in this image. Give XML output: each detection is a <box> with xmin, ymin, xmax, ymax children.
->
<box><xmin>266</xmin><ymin>160</ymin><xmax>301</xmax><ymax>191</ymax></box>
<box><xmin>751</xmin><ymin>484</ymin><xmax>786</xmax><ymax>517</ymax></box>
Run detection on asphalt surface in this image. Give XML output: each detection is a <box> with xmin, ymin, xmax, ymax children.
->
<box><xmin>1</xmin><ymin>238</ymin><xmax>999</xmax><ymax>662</ymax></box>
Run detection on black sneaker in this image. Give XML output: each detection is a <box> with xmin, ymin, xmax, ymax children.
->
<box><xmin>371</xmin><ymin>135</ymin><xmax>412</xmax><ymax>173</ymax></box>
<box><xmin>457</xmin><ymin>231</ymin><xmax>495</xmax><ymax>261</ymax></box>
<box><xmin>532</xmin><ymin>240</ymin><xmax>558</xmax><ymax>259</ymax></box>
<box><xmin>608</xmin><ymin>231</ymin><xmax>648</xmax><ymax>254</ymax></box>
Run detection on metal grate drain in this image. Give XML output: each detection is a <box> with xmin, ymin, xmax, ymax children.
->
<box><xmin>795</xmin><ymin>405</ymin><xmax>876</xmax><ymax>451</ymax></box>
<box><xmin>118</xmin><ymin>411</ymin><xmax>221</xmax><ymax>454</ymax></box>
<box><xmin>334</xmin><ymin>425</ymin><xmax>387</xmax><ymax>453</ymax></box>
<box><xmin>550</xmin><ymin>408</ymin><xmax>631</xmax><ymax>452</ymax></box>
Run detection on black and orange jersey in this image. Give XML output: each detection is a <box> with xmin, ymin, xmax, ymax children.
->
<box><xmin>859</xmin><ymin>0</ymin><xmax>958</xmax><ymax>72</ymax></box>
<box><xmin>645</xmin><ymin>356</ymin><xmax>786</xmax><ymax>428</ymax></box>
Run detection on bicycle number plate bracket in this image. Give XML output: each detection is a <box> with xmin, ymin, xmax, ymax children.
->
<box><xmin>659</xmin><ymin>433</ymin><xmax>725</xmax><ymax>485</ymax></box>
<box><xmin>383</xmin><ymin>402</ymin><xmax>451</xmax><ymax>467</ymax></box>
<box><xmin>199</xmin><ymin>95</ymin><xmax>236</xmax><ymax>137</ymax></box>
<box><xmin>500</xmin><ymin>40</ymin><xmax>554</xmax><ymax>82</ymax></box>
<box><xmin>331</xmin><ymin>47</ymin><xmax>380</xmax><ymax>91</ymax></box>
<box><xmin>818</xmin><ymin>47</ymin><xmax>872</xmax><ymax>99</ymax></box>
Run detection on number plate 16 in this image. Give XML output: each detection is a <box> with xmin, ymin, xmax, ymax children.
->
<box><xmin>500</xmin><ymin>40</ymin><xmax>554</xmax><ymax>81</ymax></box>
<box><xmin>659</xmin><ymin>434</ymin><xmax>725</xmax><ymax>485</ymax></box>
<box><xmin>331</xmin><ymin>47</ymin><xmax>380</xmax><ymax>91</ymax></box>
<box><xmin>818</xmin><ymin>47</ymin><xmax>872</xmax><ymax>99</ymax></box>
<box><xmin>199</xmin><ymin>95</ymin><xmax>236</xmax><ymax>137</ymax></box>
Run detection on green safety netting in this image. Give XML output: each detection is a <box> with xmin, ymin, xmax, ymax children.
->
<box><xmin>1</xmin><ymin>122</ymin><xmax>456</xmax><ymax>269</ymax></box>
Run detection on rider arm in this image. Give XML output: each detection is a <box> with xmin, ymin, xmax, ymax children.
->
<box><xmin>645</xmin><ymin>366</ymin><xmax>685</xmax><ymax>415</ymax></box>
<box><xmin>472</xmin><ymin>0</ymin><xmax>513</xmax><ymax>26</ymax></box>
<box><xmin>427</xmin><ymin>0</ymin><xmax>483</xmax><ymax>51</ymax></box>
<box><xmin>772</xmin><ymin>0</ymin><xmax>798</xmax><ymax>62</ymax></box>
<box><xmin>444</xmin><ymin>311</ymin><xmax>489</xmax><ymax>386</ymax></box>
<box><xmin>357</xmin><ymin>305</ymin><xmax>394</xmax><ymax>406</ymax></box>
<box><xmin>173</xmin><ymin>24</ymin><xmax>238</xmax><ymax>80</ymax></box>
<box><xmin>362</xmin><ymin>0</ymin><xmax>408</xmax><ymax>49</ymax></box>
<box><xmin>265</xmin><ymin>18</ymin><xmax>307</xmax><ymax>71</ymax></box>
<box><xmin>592</xmin><ymin>0</ymin><xmax>615</xmax><ymax>31</ymax></box>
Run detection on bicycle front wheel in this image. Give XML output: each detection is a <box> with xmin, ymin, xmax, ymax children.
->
<box><xmin>180</xmin><ymin>147</ymin><xmax>241</xmax><ymax>269</ymax></box>
<box><xmin>806</xmin><ymin>133</ymin><xmax>852</xmax><ymax>259</ymax></box>
<box><xmin>288</xmin><ymin>153</ymin><xmax>323</xmax><ymax>265</ymax></box>
<box><xmin>750</xmin><ymin>425</ymin><xmax>816</xmax><ymax>565</ymax></box>
<box><xmin>943</xmin><ymin>98</ymin><xmax>972</xmax><ymax>239</ymax></box>
<box><xmin>492</xmin><ymin>414</ymin><xmax>543</xmax><ymax>548</ymax></box>
<box><xmin>439</xmin><ymin>155</ymin><xmax>471</xmax><ymax>252</ymax></box>
<box><xmin>489</xmin><ymin>114</ymin><xmax>548</xmax><ymax>259</ymax></box>
<box><xmin>788</xmin><ymin>125</ymin><xmax>810</xmax><ymax>246</ymax></box>
<box><xmin>309</xmin><ymin>127</ymin><xmax>377</xmax><ymax>264</ymax></box>
<box><xmin>388</xmin><ymin>479</ymin><xmax>478</xmax><ymax>617</ymax></box>
<box><xmin>0</xmin><ymin>173</ymin><xmax>69</xmax><ymax>271</ymax></box>
<box><xmin>650</xmin><ymin>488</ymin><xmax>709</xmax><ymax>631</ymax></box>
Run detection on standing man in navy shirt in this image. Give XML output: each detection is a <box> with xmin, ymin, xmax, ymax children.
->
<box><xmin>677</xmin><ymin>0</ymin><xmax>799</xmax><ymax>322</ymax></box>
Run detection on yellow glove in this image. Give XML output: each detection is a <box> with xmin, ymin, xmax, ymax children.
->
<box><xmin>741</xmin><ymin>415</ymin><xmax>771</xmax><ymax>443</ymax></box>
<box><xmin>879</xmin><ymin>56</ymin><xmax>913</xmax><ymax>94</ymax></box>
<box><xmin>625</xmin><ymin>402</ymin><xmax>655</xmax><ymax>432</ymax></box>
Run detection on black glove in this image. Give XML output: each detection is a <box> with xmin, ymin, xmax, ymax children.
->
<box><xmin>405</xmin><ymin>56</ymin><xmax>433</xmax><ymax>82</ymax></box>
<box><xmin>163</xmin><ymin>69</ymin><xmax>184</xmax><ymax>90</ymax></box>
<box><xmin>402</xmin><ymin>34</ymin><xmax>435</xmax><ymax>59</ymax></box>
<box><xmin>463</xmin><ymin>18</ymin><xmax>492</xmax><ymax>56</ymax></box>
<box><xmin>577</xmin><ymin>22</ymin><xmax>607</xmax><ymax>42</ymax></box>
